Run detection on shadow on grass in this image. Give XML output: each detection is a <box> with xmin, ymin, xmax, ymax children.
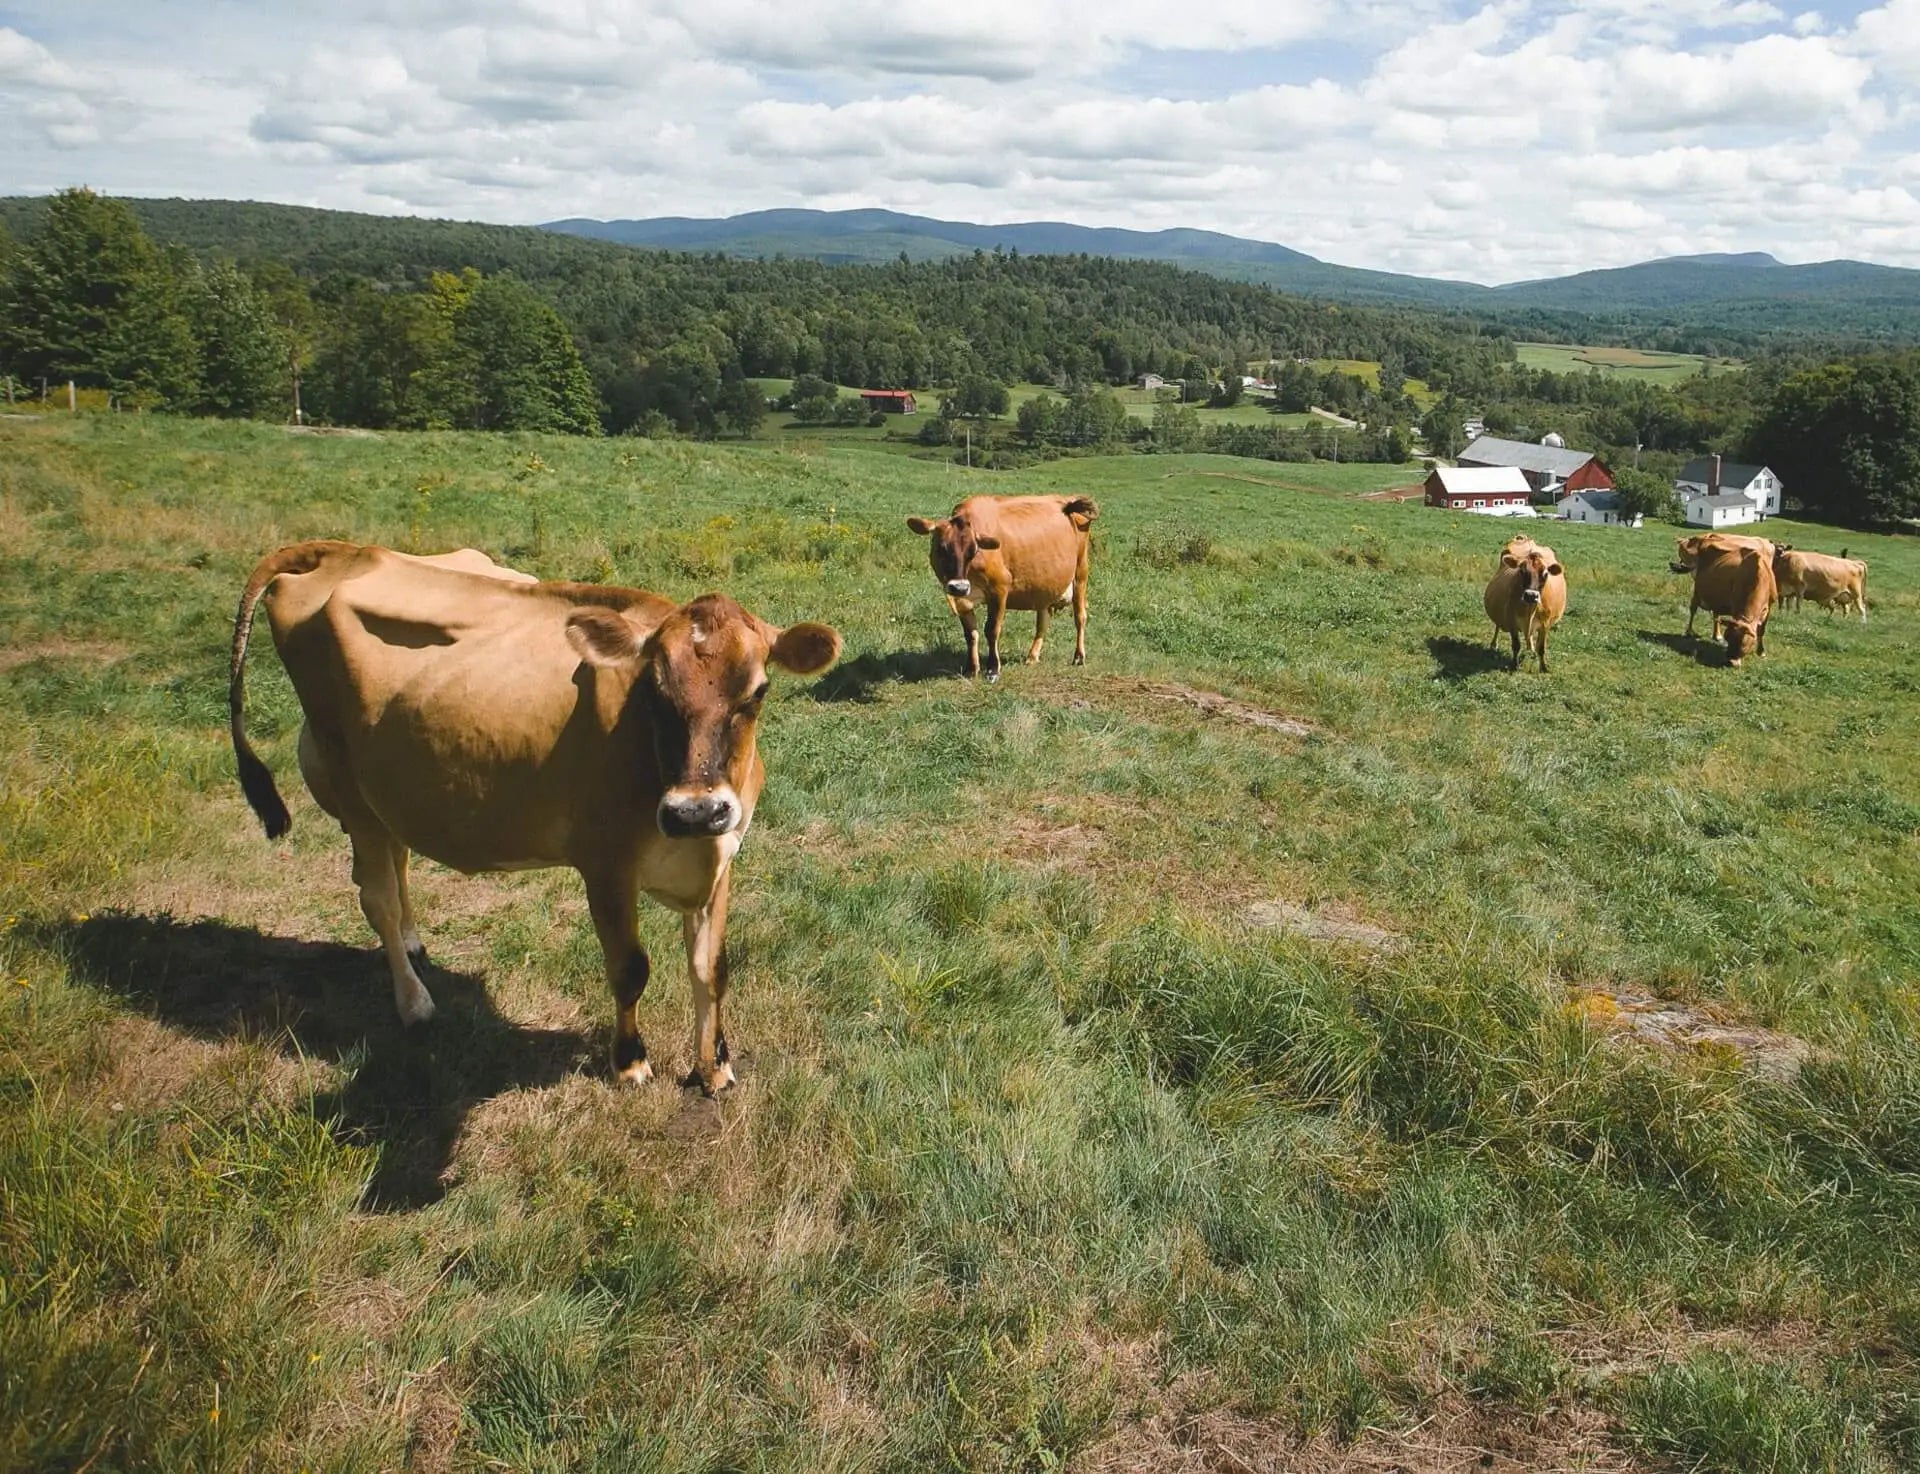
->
<box><xmin>808</xmin><ymin>643</ymin><xmax>962</xmax><ymax>702</ymax></box>
<box><xmin>1426</xmin><ymin>635</ymin><xmax>1510</xmax><ymax>680</ymax></box>
<box><xmin>1636</xmin><ymin>629</ymin><xmax>1728</xmax><ymax>667</ymax></box>
<box><xmin>43</xmin><ymin>911</ymin><xmax>594</xmax><ymax>1212</ymax></box>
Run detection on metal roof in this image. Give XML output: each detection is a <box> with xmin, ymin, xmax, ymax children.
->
<box><xmin>1560</xmin><ymin>489</ymin><xmax>1623</xmax><ymax>510</ymax></box>
<box><xmin>1694</xmin><ymin>492</ymin><xmax>1759</xmax><ymax>508</ymax></box>
<box><xmin>1458</xmin><ymin>435</ymin><xmax>1598</xmax><ymax>476</ymax></box>
<box><xmin>1428</xmin><ymin>465</ymin><xmax>1532</xmax><ymax>495</ymax></box>
<box><xmin>1678</xmin><ymin>457</ymin><xmax>1769</xmax><ymax>487</ymax></box>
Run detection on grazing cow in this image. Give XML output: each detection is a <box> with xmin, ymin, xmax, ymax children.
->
<box><xmin>1772</xmin><ymin>546</ymin><xmax>1868</xmax><ymax>620</ymax></box>
<box><xmin>228</xmin><ymin>541</ymin><xmax>840</xmax><ymax>1095</ymax></box>
<box><xmin>1483</xmin><ymin>537</ymin><xmax>1567</xmax><ymax>671</ymax></box>
<box><xmin>1670</xmin><ymin>538</ymin><xmax>1775</xmax><ymax>664</ymax></box>
<box><xmin>906</xmin><ymin>494</ymin><xmax>1096</xmax><ymax>680</ymax></box>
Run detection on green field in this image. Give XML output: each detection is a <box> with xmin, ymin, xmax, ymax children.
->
<box><xmin>1515</xmin><ymin>343</ymin><xmax>1744</xmax><ymax>384</ymax></box>
<box><xmin>5</xmin><ymin>416</ymin><xmax>1920</xmax><ymax>1472</ymax></box>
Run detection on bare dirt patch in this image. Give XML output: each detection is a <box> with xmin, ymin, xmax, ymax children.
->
<box><xmin>1080</xmin><ymin>1394</ymin><xmax>1638</xmax><ymax>1473</ymax></box>
<box><xmin>1131</xmin><ymin>681</ymin><xmax>1319</xmax><ymax>738</ymax></box>
<box><xmin>284</xmin><ymin>424</ymin><xmax>379</xmax><ymax>438</ymax></box>
<box><xmin>1572</xmin><ymin>989</ymin><xmax>1810</xmax><ymax>1082</ymax></box>
<box><xmin>1243</xmin><ymin>899</ymin><xmax>1407</xmax><ymax>956</ymax></box>
<box><xmin>1360</xmin><ymin>483</ymin><xmax>1429</xmax><ymax>503</ymax></box>
<box><xmin>0</xmin><ymin>637</ymin><xmax>129</xmax><ymax>674</ymax></box>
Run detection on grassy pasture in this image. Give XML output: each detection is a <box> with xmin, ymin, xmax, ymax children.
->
<box><xmin>1514</xmin><ymin>343</ymin><xmax>1744</xmax><ymax>385</ymax></box>
<box><xmin>4</xmin><ymin>415</ymin><xmax>1920</xmax><ymax>1471</ymax></box>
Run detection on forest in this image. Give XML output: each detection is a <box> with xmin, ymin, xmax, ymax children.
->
<box><xmin>2</xmin><ymin>189</ymin><xmax>1917</xmax><ymax>523</ymax></box>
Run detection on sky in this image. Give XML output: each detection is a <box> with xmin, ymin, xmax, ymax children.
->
<box><xmin>2</xmin><ymin>0</ymin><xmax>1917</xmax><ymax>285</ymax></box>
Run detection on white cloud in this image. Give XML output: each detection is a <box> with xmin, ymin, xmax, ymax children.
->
<box><xmin>1608</xmin><ymin>34</ymin><xmax>1872</xmax><ymax>132</ymax></box>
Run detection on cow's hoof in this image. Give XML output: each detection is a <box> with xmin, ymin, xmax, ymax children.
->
<box><xmin>398</xmin><ymin>993</ymin><xmax>436</xmax><ymax>1027</ymax></box>
<box><xmin>615</xmin><ymin>1057</ymin><xmax>654</xmax><ymax>1086</ymax></box>
<box><xmin>1072</xmin><ymin>654</ymin><xmax>1085</xmax><ymax>666</ymax></box>
<box><xmin>985</xmin><ymin>668</ymin><xmax>1000</xmax><ymax>684</ymax></box>
<box><xmin>405</xmin><ymin>940</ymin><xmax>430</xmax><ymax>970</ymax></box>
<box><xmin>683</xmin><ymin>1063</ymin><xmax>736</xmax><ymax>1097</ymax></box>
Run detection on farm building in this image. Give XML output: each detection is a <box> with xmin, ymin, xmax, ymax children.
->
<box><xmin>1685</xmin><ymin>492</ymin><xmax>1763</xmax><ymax>529</ymax></box>
<box><xmin>1457</xmin><ymin>435</ymin><xmax>1612</xmax><ymax>498</ymax></box>
<box><xmin>859</xmin><ymin>390</ymin><xmax>917</xmax><ymax>414</ymax></box>
<box><xmin>1675</xmin><ymin>456</ymin><xmax>1781</xmax><ymax>516</ymax></box>
<box><xmin>1556</xmin><ymin>488</ymin><xmax>1642</xmax><ymax>528</ymax></box>
<box><xmin>1425</xmin><ymin>465</ymin><xmax>1536</xmax><ymax>515</ymax></box>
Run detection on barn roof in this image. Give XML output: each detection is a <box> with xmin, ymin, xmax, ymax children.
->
<box><xmin>1561</xmin><ymin>489</ymin><xmax>1624</xmax><ymax>510</ymax></box>
<box><xmin>1458</xmin><ymin>435</ymin><xmax>1598</xmax><ymax>476</ymax></box>
<box><xmin>1694</xmin><ymin>492</ymin><xmax>1760</xmax><ymax>508</ymax></box>
<box><xmin>1428</xmin><ymin>465</ymin><xmax>1532</xmax><ymax>495</ymax></box>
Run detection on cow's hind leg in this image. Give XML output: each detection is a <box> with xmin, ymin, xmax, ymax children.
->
<box><xmin>1026</xmin><ymin>605</ymin><xmax>1049</xmax><ymax>664</ymax></box>
<box><xmin>299</xmin><ymin>724</ymin><xmax>434</xmax><ymax>1023</ymax></box>
<box><xmin>351</xmin><ymin>829</ymin><xmax>436</xmax><ymax>1025</ymax></box>
<box><xmin>585</xmin><ymin>868</ymin><xmax>652</xmax><ymax>1083</ymax></box>
<box><xmin>1071</xmin><ymin>565</ymin><xmax>1089</xmax><ymax>666</ymax></box>
<box><xmin>682</xmin><ymin>869</ymin><xmax>736</xmax><ymax>1097</ymax></box>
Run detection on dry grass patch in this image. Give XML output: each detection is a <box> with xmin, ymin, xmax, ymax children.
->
<box><xmin>1242</xmin><ymin>899</ymin><xmax>1407</xmax><ymax>956</ymax></box>
<box><xmin>1571</xmin><ymin>988</ymin><xmax>1811</xmax><ymax>1082</ymax></box>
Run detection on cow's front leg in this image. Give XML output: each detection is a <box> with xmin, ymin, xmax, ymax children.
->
<box><xmin>1685</xmin><ymin>600</ymin><xmax>1701</xmax><ymax>638</ymax></box>
<box><xmin>585</xmin><ymin>868</ymin><xmax>652</xmax><ymax>1083</ymax></box>
<box><xmin>682</xmin><ymin>871</ymin><xmax>735</xmax><ymax>1096</ymax></box>
<box><xmin>983</xmin><ymin>596</ymin><xmax>1006</xmax><ymax>683</ymax></box>
<box><xmin>953</xmin><ymin>600</ymin><xmax>979</xmax><ymax>677</ymax></box>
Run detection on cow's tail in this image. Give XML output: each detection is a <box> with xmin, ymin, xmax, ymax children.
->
<box><xmin>1063</xmin><ymin>496</ymin><xmax>1098</xmax><ymax>523</ymax></box>
<box><xmin>229</xmin><ymin>541</ymin><xmax>352</xmax><ymax>839</ymax></box>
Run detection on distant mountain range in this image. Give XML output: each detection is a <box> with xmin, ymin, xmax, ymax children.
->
<box><xmin>544</xmin><ymin>209</ymin><xmax>1920</xmax><ymax>339</ymax></box>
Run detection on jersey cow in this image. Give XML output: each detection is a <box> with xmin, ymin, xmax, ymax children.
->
<box><xmin>1772</xmin><ymin>546</ymin><xmax>1868</xmax><ymax>620</ymax></box>
<box><xmin>1483</xmin><ymin>535</ymin><xmax>1567</xmax><ymax>671</ymax></box>
<box><xmin>1669</xmin><ymin>534</ymin><xmax>1775</xmax><ymax>665</ymax></box>
<box><xmin>229</xmin><ymin>541</ymin><xmax>840</xmax><ymax>1095</ymax></box>
<box><xmin>906</xmin><ymin>494</ymin><xmax>1096</xmax><ymax>680</ymax></box>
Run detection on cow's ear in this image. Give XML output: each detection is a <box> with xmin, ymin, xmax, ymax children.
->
<box><xmin>769</xmin><ymin>622</ymin><xmax>842</xmax><ymax>676</ymax></box>
<box><xmin>566</xmin><ymin>608</ymin><xmax>645</xmax><ymax>667</ymax></box>
<box><xmin>974</xmin><ymin>534</ymin><xmax>1001</xmax><ymax>551</ymax></box>
<box><xmin>906</xmin><ymin>516</ymin><xmax>938</xmax><ymax>536</ymax></box>
<box><xmin>1500</xmin><ymin>552</ymin><xmax>1520</xmax><ymax>568</ymax></box>
<box><xmin>1547</xmin><ymin>562</ymin><xmax>1563</xmax><ymax>577</ymax></box>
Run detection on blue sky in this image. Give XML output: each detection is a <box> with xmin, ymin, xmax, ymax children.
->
<box><xmin>2</xmin><ymin>0</ymin><xmax>1917</xmax><ymax>283</ymax></box>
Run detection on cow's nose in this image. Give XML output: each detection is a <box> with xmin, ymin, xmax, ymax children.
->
<box><xmin>946</xmin><ymin>579</ymin><xmax>971</xmax><ymax>598</ymax></box>
<box><xmin>1521</xmin><ymin>588</ymin><xmax>1541</xmax><ymax>605</ymax></box>
<box><xmin>658</xmin><ymin>789</ymin><xmax>741</xmax><ymax>838</ymax></box>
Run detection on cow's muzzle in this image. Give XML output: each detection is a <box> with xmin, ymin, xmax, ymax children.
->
<box><xmin>1668</xmin><ymin>562</ymin><xmax>1691</xmax><ymax>574</ymax></box>
<box><xmin>1521</xmin><ymin>588</ymin><xmax>1541</xmax><ymax>605</ymax></box>
<box><xmin>658</xmin><ymin>787</ymin><xmax>742</xmax><ymax>838</ymax></box>
<box><xmin>945</xmin><ymin>579</ymin><xmax>971</xmax><ymax>598</ymax></box>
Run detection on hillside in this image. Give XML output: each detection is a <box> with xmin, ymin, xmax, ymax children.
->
<box><xmin>545</xmin><ymin>207</ymin><xmax>1920</xmax><ymax>344</ymax></box>
<box><xmin>5</xmin><ymin>414</ymin><xmax>1920</xmax><ymax>1469</ymax></box>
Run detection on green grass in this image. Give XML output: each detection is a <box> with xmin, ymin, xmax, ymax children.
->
<box><xmin>1515</xmin><ymin>342</ymin><xmax>1745</xmax><ymax>385</ymax></box>
<box><xmin>4</xmin><ymin>415</ymin><xmax>1920</xmax><ymax>1471</ymax></box>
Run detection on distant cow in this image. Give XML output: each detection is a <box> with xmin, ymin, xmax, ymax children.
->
<box><xmin>229</xmin><ymin>541</ymin><xmax>840</xmax><ymax>1096</ymax></box>
<box><xmin>906</xmin><ymin>494</ymin><xmax>1096</xmax><ymax>680</ymax></box>
<box><xmin>1670</xmin><ymin>536</ymin><xmax>1774</xmax><ymax>665</ymax></box>
<box><xmin>1772</xmin><ymin>546</ymin><xmax>1868</xmax><ymax>620</ymax></box>
<box><xmin>1484</xmin><ymin>537</ymin><xmax>1566</xmax><ymax>671</ymax></box>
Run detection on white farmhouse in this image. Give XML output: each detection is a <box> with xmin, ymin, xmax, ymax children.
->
<box><xmin>1556</xmin><ymin>489</ymin><xmax>1642</xmax><ymax>527</ymax></box>
<box><xmin>1684</xmin><ymin>491</ymin><xmax>1763</xmax><ymax>529</ymax></box>
<box><xmin>1675</xmin><ymin>456</ymin><xmax>1783</xmax><ymax>518</ymax></box>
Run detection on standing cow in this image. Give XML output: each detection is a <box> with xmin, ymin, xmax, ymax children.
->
<box><xmin>1483</xmin><ymin>536</ymin><xmax>1566</xmax><ymax>672</ymax></box>
<box><xmin>906</xmin><ymin>494</ymin><xmax>1096</xmax><ymax>680</ymax></box>
<box><xmin>1772</xmin><ymin>546</ymin><xmax>1868</xmax><ymax>620</ymax></box>
<box><xmin>229</xmin><ymin>541</ymin><xmax>841</xmax><ymax>1096</ymax></box>
<box><xmin>1670</xmin><ymin>535</ymin><xmax>1775</xmax><ymax>665</ymax></box>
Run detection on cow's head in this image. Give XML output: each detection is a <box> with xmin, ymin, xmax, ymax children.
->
<box><xmin>565</xmin><ymin>596</ymin><xmax>840</xmax><ymax>838</ymax></box>
<box><xmin>906</xmin><ymin>511</ymin><xmax>998</xmax><ymax>600</ymax></box>
<box><xmin>1723</xmin><ymin>616</ymin><xmax>1761</xmax><ymax>666</ymax></box>
<box><xmin>1501</xmin><ymin>545</ymin><xmax>1562</xmax><ymax>605</ymax></box>
<box><xmin>1670</xmin><ymin>535</ymin><xmax>1707</xmax><ymax>574</ymax></box>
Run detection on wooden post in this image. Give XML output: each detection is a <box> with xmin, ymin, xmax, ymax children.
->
<box><xmin>68</xmin><ymin>380</ymin><xmax>77</xmax><ymax>412</ymax></box>
<box><xmin>3</xmin><ymin>374</ymin><xmax>12</xmax><ymax>404</ymax></box>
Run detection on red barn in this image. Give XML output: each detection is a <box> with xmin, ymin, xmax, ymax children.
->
<box><xmin>859</xmin><ymin>390</ymin><xmax>917</xmax><ymax>414</ymax></box>
<box><xmin>1425</xmin><ymin>465</ymin><xmax>1536</xmax><ymax>514</ymax></box>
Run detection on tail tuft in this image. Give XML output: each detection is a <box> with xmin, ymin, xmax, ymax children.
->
<box><xmin>238</xmin><ymin>746</ymin><xmax>292</xmax><ymax>838</ymax></box>
<box><xmin>1063</xmin><ymin>496</ymin><xmax>1098</xmax><ymax>522</ymax></box>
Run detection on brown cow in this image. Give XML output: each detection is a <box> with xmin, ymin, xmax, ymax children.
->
<box><xmin>1483</xmin><ymin>538</ymin><xmax>1567</xmax><ymax>671</ymax></box>
<box><xmin>906</xmin><ymin>494</ymin><xmax>1096</xmax><ymax>680</ymax></box>
<box><xmin>1772</xmin><ymin>546</ymin><xmax>1868</xmax><ymax>620</ymax></box>
<box><xmin>1672</xmin><ymin>538</ymin><xmax>1775</xmax><ymax>664</ymax></box>
<box><xmin>228</xmin><ymin>541</ymin><xmax>840</xmax><ymax>1095</ymax></box>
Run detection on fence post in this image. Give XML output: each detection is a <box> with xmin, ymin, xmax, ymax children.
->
<box><xmin>68</xmin><ymin>380</ymin><xmax>77</xmax><ymax>412</ymax></box>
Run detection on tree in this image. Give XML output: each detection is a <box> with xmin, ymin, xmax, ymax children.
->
<box><xmin>1611</xmin><ymin>466</ymin><xmax>1683</xmax><ymax>524</ymax></box>
<box><xmin>182</xmin><ymin>259</ymin><xmax>290</xmax><ymax>418</ymax></box>
<box><xmin>1421</xmin><ymin>396</ymin><xmax>1466</xmax><ymax>460</ymax></box>
<box><xmin>1151</xmin><ymin>399</ymin><xmax>1202</xmax><ymax>453</ymax></box>
<box><xmin>941</xmin><ymin>374</ymin><xmax>1010</xmax><ymax>420</ymax></box>
<box><xmin>455</xmin><ymin>274</ymin><xmax>601</xmax><ymax>434</ymax></box>
<box><xmin>718</xmin><ymin>371</ymin><xmax>765</xmax><ymax>438</ymax></box>
<box><xmin>1746</xmin><ymin>356</ymin><xmax>1920</xmax><ymax>524</ymax></box>
<box><xmin>1015</xmin><ymin>393</ymin><xmax>1058</xmax><ymax>446</ymax></box>
<box><xmin>0</xmin><ymin>187</ymin><xmax>197</xmax><ymax>406</ymax></box>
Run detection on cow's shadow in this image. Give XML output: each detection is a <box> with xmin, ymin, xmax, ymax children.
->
<box><xmin>1426</xmin><ymin>635</ymin><xmax>1510</xmax><ymax>680</ymax></box>
<box><xmin>808</xmin><ymin>643</ymin><xmax>963</xmax><ymax>702</ymax></box>
<box><xmin>1636</xmin><ymin>629</ymin><xmax>1728</xmax><ymax>666</ymax></box>
<box><xmin>44</xmin><ymin>911</ymin><xmax>594</xmax><ymax>1211</ymax></box>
